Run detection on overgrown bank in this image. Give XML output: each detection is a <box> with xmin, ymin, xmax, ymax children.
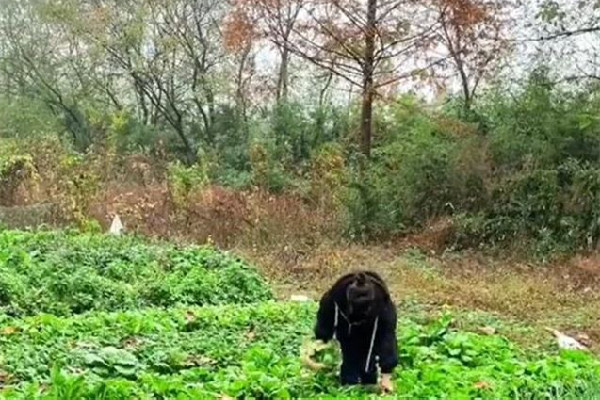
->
<box><xmin>3</xmin><ymin>73</ymin><xmax>600</xmax><ymax>257</ymax></box>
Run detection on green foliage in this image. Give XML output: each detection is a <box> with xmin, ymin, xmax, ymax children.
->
<box><xmin>0</xmin><ymin>230</ymin><xmax>272</xmax><ymax>317</ymax></box>
<box><xmin>0</xmin><ymin>155</ymin><xmax>37</xmax><ymax>182</ymax></box>
<box><xmin>342</xmin><ymin>72</ymin><xmax>600</xmax><ymax>253</ymax></box>
<box><xmin>0</xmin><ymin>302</ymin><xmax>599</xmax><ymax>399</ymax></box>
<box><xmin>55</xmin><ymin>153</ymin><xmax>101</xmax><ymax>226</ymax></box>
<box><xmin>0</xmin><ymin>230</ymin><xmax>598</xmax><ymax>398</ymax></box>
<box><xmin>309</xmin><ymin>143</ymin><xmax>348</xmax><ymax>208</ymax></box>
<box><xmin>167</xmin><ymin>161</ymin><xmax>210</xmax><ymax>206</ymax></box>
<box><xmin>239</xmin><ymin>102</ymin><xmax>350</xmax><ymax>193</ymax></box>
<box><xmin>344</xmin><ymin>97</ymin><xmax>479</xmax><ymax>238</ymax></box>
<box><xmin>5</xmin><ymin>66</ymin><xmax>600</xmax><ymax>255</ymax></box>
<box><xmin>263</xmin><ymin>102</ymin><xmax>348</xmax><ymax>166</ymax></box>
<box><xmin>1</xmin><ymin>0</ymin><xmax>600</xmax><ymax>257</ymax></box>
<box><xmin>205</xmin><ymin>106</ymin><xmax>251</xmax><ymax>174</ymax></box>
<box><xmin>249</xmin><ymin>141</ymin><xmax>293</xmax><ymax>193</ymax></box>
<box><xmin>106</xmin><ymin>110</ymin><xmax>170</xmax><ymax>155</ymax></box>
<box><xmin>0</xmin><ymin>98</ymin><xmax>62</xmax><ymax>139</ymax></box>
<box><xmin>455</xmin><ymin>160</ymin><xmax>600</xmax><ymax>254</ymax></box>
<box><xmin>482</xmin><ymin>70</ymin><xmax>600</xmax><ymax>171</ymax></box>
<box><xmin>0</xmin><ymin>143</ymin><xmax>40</xmax><ymax>206</ymax></box>
<box><xmin>270</xmin><ymin>102</ymin><xmax>314</xmax><ymax>164</ymax></box>
<box><xmin>452</xmin><ymin>70</ymin><xmax>600</xmax><ymax>253</ymax></box>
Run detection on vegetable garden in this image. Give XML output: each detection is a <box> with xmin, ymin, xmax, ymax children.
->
<box><xmin>0</xmin><ymin>230</ymin><xmax>599</xmax><ymax>399</ymax></box>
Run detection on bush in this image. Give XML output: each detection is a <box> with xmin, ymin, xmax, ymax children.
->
<box><xmin>480</xmin><ymin>70</ymin><xmax>600</xmax><ymax>172</ymax></box>
<box><xmin>0</xmin><ymin>230</ymin><xmax>272</xmax><ymax>316</ymax></box>
<box><xmin>453</xmin><ymin>159</ymin><xmax>600</xmax><ymax>254</ymax></box>
<box><xmin>4</xmin><ymin>69</ymin><xmax>600</xmax><ymax>255</ymax></box>
<box><xmin>167</xmin><ymin>161</ymin><xmax>210</xmax><ymax>206</ymax></box>
<box><xmin>448</xmin><ymin>70</ymin><xmax>600</xmax><ymax>253</ymax></box>
<box><xmin>344</xmin><ymin>97</ymin><xmax>485</xmax><ymax>239</ymax></box>
<box><xmin>106</xmin><ymin>109</ymin><xmax>175</xmax><ymax>156</ymax></box>
<box><xmin>0</xmin><ymin>97</ymin><xmax>62</xmax><ymax>139</ymax></box>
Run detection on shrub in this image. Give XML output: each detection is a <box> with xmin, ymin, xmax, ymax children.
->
<box><xmin>167</xmin><ymin>161</ymin><xmax>210</xmax><ymax>207</ymax></box>
<box><xmin>344</xmin><ymin>97</ymin><xmax>481</xmax><ymax>239</ymax></box>
<box><xmin>0</xmin><ymin>230</ymin><xmax>272</xmax><ymax>316</ymax></box>
<box><xmin>453</xmin><ymin>159</ymin><xmax>600</xmax><ymax>254</ymax></box>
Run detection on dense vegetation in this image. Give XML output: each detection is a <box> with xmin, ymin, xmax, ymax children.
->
<box><xmin>1</xmin><ymin>1</ymin><xmax>599</xmax><ymax>398</ymax></box>
<box><xmin>4</xmin><ymin>73</ymin><xmax>600</xmax><ymax>256</ymax></box>
<box><xmin>0</xmin><ymin>231</ymin><xmax>599</xmax><ymax>399</ymax></box>
<box><xmin>0</xmin><ymin>231</ymin><xmax>271</xmax><ymax>316</ymax></box>
<box><xmin>0</xmin><ymin>0</ymin><xmax>598</xmax><ymax>257</ymax></box>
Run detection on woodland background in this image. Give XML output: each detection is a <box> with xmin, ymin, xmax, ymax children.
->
<box><xmin>1</xmin><ymin>0</ymin><xmax>600</xmax><ymax>262</ymax></box>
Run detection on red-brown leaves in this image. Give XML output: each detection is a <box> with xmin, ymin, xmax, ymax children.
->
<box><xmin>441</xmin><ymin>0</ymin><xmax>490</xmax><ymax>28</ymax></box>
<box><xmin>223</xmin><ymin>7</ymin><xmax>258</xmax><ymax>54</ymax></box>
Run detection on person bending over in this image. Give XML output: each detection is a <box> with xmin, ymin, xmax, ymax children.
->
<box><xmin>314</xmin><ymin>271</ymin><xmax>398</xmax><ymax>393</ymax></box>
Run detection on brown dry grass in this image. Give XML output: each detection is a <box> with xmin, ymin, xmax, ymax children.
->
<box><xmin>86</xmin><ymin>183</ymin><xmax>342</xmax><ymax>250</ymax></box>
<box><xmin>244</xmin><ymin>244</ymin><xmax>600</xmax><ymax>351</ymax></box>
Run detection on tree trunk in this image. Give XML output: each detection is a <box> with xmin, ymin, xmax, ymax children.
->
<box><xmin>361</xmin><ymin>0</ymin><xmax>377</xmax><ymax>158</ymax></box>
<box><xmin>235</xmin><ymin>43</ymin><xmax>252</xmax><ymax>122</ymax></box>
<box><xmin>457</xmin><ymin>57</ymin><xmax>472</xmax><ymax>116</ymax></box>
<box><xmin>276</xmin><ymin>46</ymin><xmax>290</xmax><ymax>103</ymax></box>
<box><xmin>174</xmin><ymin>117</ymin><xmax>196</xmax><ymax>166</ymax></box>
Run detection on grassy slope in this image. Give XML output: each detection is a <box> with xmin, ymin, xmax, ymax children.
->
<box><xmin>249</xmin><ymin>244</ymin><xmax>600</xmax><ymax>352</ymax></box>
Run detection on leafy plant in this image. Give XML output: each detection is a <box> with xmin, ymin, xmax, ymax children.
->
<box><xmin>0</xmin><ymin>230</ymin><xmax>271</xmax><ymax>316</ymax></box>
<box><xmin>0</xmin><ymin>298</ymin><xmax>598</xmax><ymax>399</ymax></box>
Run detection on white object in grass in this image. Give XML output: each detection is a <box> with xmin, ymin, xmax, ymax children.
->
<box><xmin>290</xmin><ymin>294</ymin><xmax>310</xmax><ymax>302</ymax></box>
<box><xmin>545</xmin><ymin>328</ymin><xmax>587</xmax><ymax>350</ymax></box>
<box><xmin>109</xmin><ymin>215</ymin><xmax>124</xmax><ymax>235</ymax></box>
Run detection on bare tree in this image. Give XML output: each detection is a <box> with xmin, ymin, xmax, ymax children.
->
<box><xmin>231</xmin><ymin>0</ymin><xmax>305</xmax><ymax>103</ymax></box>
<box><xmin>159</xmin><ymin>0</ymin><xmax>227</xmax><ymax>141</ymax></box>
<box><xmin>223</xmin><ymin>4</ymin><xmax>258</xmax><ymax>122</ymax></box>
<box><xmin>526</xmin><ymin>0</ymin><xmax>600</xmax><ymax>83</ymax></box>
<box><xmin>37</xmin><ymin>0</ymin><xmax>230</xmax><ymax>163</ymax></box>
<box><xmin>431</xmin><ymin>0</ymin><xmax>513</xmax><ymax>114</ymax></box>
<box><xmin>271</xmin><ymin>0</ymin><xmax>442</xmax><ymax>157</ymax></box>
<box><xmin>0</xmin><ymin>0</ymin><xmax>93</xmax><ymax>149</ymax></box>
